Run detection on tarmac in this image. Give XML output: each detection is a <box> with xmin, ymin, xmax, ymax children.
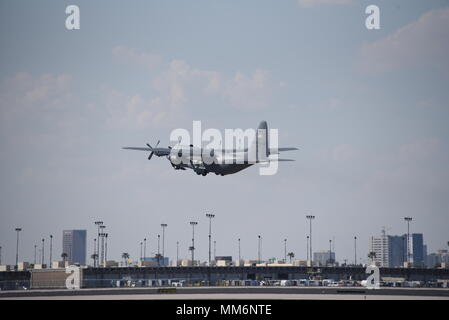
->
<box><xmin>1</xmin><ymin>286</ymin><xmax>449</xmax><ymax>300</ymax></box>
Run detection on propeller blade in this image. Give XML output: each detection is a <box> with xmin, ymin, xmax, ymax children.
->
<box><xmin>146</xmin><ymin>141</ymin><xmax>160</xmax><ymax>160</ymax></box>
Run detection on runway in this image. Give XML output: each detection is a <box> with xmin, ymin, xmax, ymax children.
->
<box><xmin>1</xmin><ymin>286</ymin><xmax>448</xmax><ymax>300</ymax></box>
<box><xmin>3</xmin><ymin>293</ymin><xmax>449</xmax><ymax>300</ymax></box>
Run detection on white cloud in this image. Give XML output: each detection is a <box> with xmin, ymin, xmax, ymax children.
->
<box><xmin>112</xmin><ymin>46</ymin><xmax>276</xmax><ymax>112</ymax></box>
<box><xmin>224</xmin><ymin>69</ymin><xmax>272</xmax><ymax>109</ymax></box>
<box><xmin>152</xmin><ymin>59</ymin><xmax>273</xmax><ymax>109</ymax></box>
<box><xmin>152</xmin><ymin>59</ymin><xmax>222</xmax><ymax>107</ymax></box>
<box><xmin>102</xmin><ymin>87</ymin><xmax>178</xmax><ymax>130</ymax></box>
<box><xmin>0</xmin><ymin>72</ymin><xmax>73</xmax><ymax>113</ymax></box>
<box><xmin>358</xmin><ymin>7</ymin><xmax>449</xmax><ymax>74</ymax></box>
<box><xmin>298</xmin><ymin>0</ymin><xmax>353</xmax><ymax>8</ymax></box>
<box><xmin>112</xmin><ymin>46</ymin><xmax>162</xmax><ymax>70</ymax></box>
<box><xmin>0</xmin><ymin>72</ymin><xmax>77</xmax><ymax>135</ymax></box>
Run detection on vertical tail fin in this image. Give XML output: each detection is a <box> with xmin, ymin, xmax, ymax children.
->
<box><xmin>249</xmin><ymin>121</ymin><xmax>269</xmax><ymax>162</ymax></box>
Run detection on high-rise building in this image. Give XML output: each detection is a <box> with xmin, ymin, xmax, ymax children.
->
<box><xmin>387</xmin><ymin>235</ymin><xmax>406</xmax><ymax>267</ymax></box>
<box><xmin>369</xmin><ymin>232</ymin><xmax>389</xmax><ymax>267</ymax></box>
<box><xmin>62</xmin><ymin>230</ymin><xmax>87</xmax><ymax>265</ymax></box>
<box><xmin>410</xmin><ymin>233</ymin><xmax>425</xmax><ymax>267</ymax></box>
<box><xmin>370</xmin><ymin>230</ymin><xmax>426</xmax><ymax>268</ymax></box>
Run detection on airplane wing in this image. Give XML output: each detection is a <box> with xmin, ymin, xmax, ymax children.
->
<box><xmin>123</xmin><ymin>146</ymin><xmax>171</xmax><ymax>157</ymax></box>
<box><xmin>122</xmin><ymin>147</ymin><xmax>152</xmax><ymax>151</ymax></box>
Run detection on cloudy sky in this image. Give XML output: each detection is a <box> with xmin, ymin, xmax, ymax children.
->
<box><xmin>1</xmin><ymin>0</ymin><xmax>448</xmax><ymax>266</ymax></box>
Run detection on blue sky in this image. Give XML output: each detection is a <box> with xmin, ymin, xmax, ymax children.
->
<box><xmin>0</xmin><ymin>0</ymin><xmax>448</xmax><ymax>265</ymax></box>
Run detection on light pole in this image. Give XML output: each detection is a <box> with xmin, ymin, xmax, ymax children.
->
<box><xmin>306</xmin><ymin>215</ymin><xmax>315</xmax><ymax>265</ymax></box>
<box><xmin>143</xmin><ymin>238</ymin><xmax>147</xmax><ymax>261</ymax></box>
<box><xmin>140</xmin><ymin>241</ymin><xmax>143</xmax><ymax>261</ymax></box>
<box><xmin>238</xmin><ymin>238</ymin><xmax>241</xmax><ymax>263</ymax></box>
<box><xmin>190</xmin><ymin>221</ymin><xmax>198</xmax><ymax>266</ymax></box>
<box><xmin>104</xmin><ymin>233</ymin><xmax>108</xmax><ymax>265</ymax></box>
<box><xmin>93</xmin><ymin>238</ymin><xmax>97</xmax><ymax>267</ymax></box>
<box><xmin>100</xmin><ymin>225</ymin><xmax>106</xmax><ymax>266</ymax></box>
<box><xmin>404</xmin><ymin>217</ymin><xmax>413</xmax><ymax>265</ymax></box>
<box><xmin>161</xmin><ymin>224</ymin><xmax>167</xmax><ymax>259</ymax></box>
<box><xmin>284</xmin><ymin>239</ymin><xmax>287</xmax><ymax>263</ymax></box>
<box><xmin>95</xmin><ymin>221</ymin><xmax>103</xmax><ymax>264</ymax></box>
<box><xmin>49</xmin><ymin>235</ymin><xmax>53</xmax><ymax>268</ymax></box>
<box><xmin>176</xmin><ymin>241</ymin><xmax>179</xmax><ymax>266</ymax></box>
<box><xmin>15</xmin><ymin>228</ymin><xmax>22</xmax><ymax>270</ymax></box>
<box><xmin>354</xmin><ymin>236</ymin><xmax>357</xmax><ymax>266</ymax></box>
<box><xmin>206</xmin><ymin>213</ymin><xmax>215</xmax><ymax>266</ymax></box>
<box><xmin>157</xmin><ymin>234</ymin><xmax>160</xmax><ymax>266</ymax></box>
<box><xmin>41</xmin><ymin>238</ymin><xmax>45</xmax><ymax>266</ymax></box>
<box><xmin>258</xmin><ymin>235</ymin><xmax>261</xmax><ymax>264</ymax></box>
<box><xmin>306</xmin><ymin>236</ymin><xmax>309</xmax><ymax>261</ymax></box>
<box><xmin>403</xmin><ymin>235</ymin><xmax>407</xmax><ymax>264</ymax></box>
<box><xmin>329</xmin><ymin>239</ymin><xmax>332</xmax><ymax>266</ymax></box>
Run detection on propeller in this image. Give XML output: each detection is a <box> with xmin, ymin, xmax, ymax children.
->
<box><xmin>146</xmin><ymin>140</ymin><xmax>160</xmax><ymax>160</ymax></box>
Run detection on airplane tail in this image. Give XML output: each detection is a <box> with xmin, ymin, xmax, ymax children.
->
<box><xmin>249</xmin><ymin>121</ymin><xmax>269</xmax><ymax>162</ymax></box>
<box><xmin>249</xmin><ymin>120</ymin><xmax>298</xmax><ymax>163</ymax></box>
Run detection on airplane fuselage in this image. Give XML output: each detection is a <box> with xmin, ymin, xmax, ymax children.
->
<box><xmin>168</xmin><ymin>146</ymin><xmax>253</xmax><ymax>176</ymax></box>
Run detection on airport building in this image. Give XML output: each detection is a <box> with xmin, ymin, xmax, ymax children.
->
<box><xmin>313</xmin><ymin>251</ymin><xmax>336</xmax><ymax>267</ymax></box>
<box><xmin>141</xmin><ymin>256</ymin><xmax>169</xmax><ymax>267</ymax></box>
<box><xmin>427</xmin><ymin>250</ymin><xmax>449</xmax><ymax>268</ymax></box>
<box><xmin>62</xmin><ymin>230</ymin><xmax>87</xmax><ymax>265</ymax></box>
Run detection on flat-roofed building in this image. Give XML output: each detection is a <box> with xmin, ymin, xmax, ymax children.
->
<box><xmin>62</xmin><ymin>230</ymin><xmax>87</xmax><ymax>265</ymax></box>
<box><xmin>369</xmin><ymin>233</ymin><xmax>389</xmax><ymax>267</ymax></box>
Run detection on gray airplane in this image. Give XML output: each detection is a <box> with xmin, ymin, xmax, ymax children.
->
<box><xmin>123</xmin><ymin>121</ymin><xmax>297</xmax><ymax>176</ymax></box>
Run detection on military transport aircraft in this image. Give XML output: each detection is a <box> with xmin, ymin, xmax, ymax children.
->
<box><xmin>123</xmin><ymin>121</ymin><xmax>297</xmax><ymax>176</ymax></box>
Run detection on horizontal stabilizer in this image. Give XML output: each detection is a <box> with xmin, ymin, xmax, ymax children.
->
<box><xmin>259</xmin><ymin>158</ymin><xmax>296</xmax><ymax>163</ymax></box>
<box><xmin>269</xmin><ymin>147</ymin><xmax>298</xmax><ymax>154</ymax></box>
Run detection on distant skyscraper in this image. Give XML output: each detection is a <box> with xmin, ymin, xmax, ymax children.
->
<box><xmin>370</xmin><ymin>230</ymin><xmax>426</xmax><ymax>268</ymax></box>
<box><xmin>387</xmin><ymin>235</ymin><xmax>406</xmax><ymax>267</ymax></box>
<box><xmin>410</xmin><ymin>233</ymin><xmax>425</xmax><ymax>267</ymax></box>
<box><xmin>369</xmin><ymin>232</ymin><xmax>389</xmax><ymax>267</ymax></box>
<box><xmin>62</xmin><ymin>230</ymin><xmax>87</xmax><ymax>265</ymax></box>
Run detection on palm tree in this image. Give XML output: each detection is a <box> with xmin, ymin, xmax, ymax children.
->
<box><xmin>287</xmin><ymin>252</ymin><xmax>295</xmax><ymax>263</ymax></box>
<box><xmin>61</xmin><ymin>252</ymin><xmax>68</xmax><ymax>262</ymax></box>
<box><xmin>121</xmin><ymin>253</ymin><xmax>130</xmax><ymax>267</ymax></box>
<box><xmin>91</xmin><ymin>253</ymin><xmax>98</xmax><ymax>266</ymax></box>
<box><xmin>368</xmin><ymin>251</ymin><xmax>376</xmax><ymax>264</ymax></box>
<box><xmin>155</xmin><ymin>253</ymin><xmax>163</xmax><ymax>266</ymax></box>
